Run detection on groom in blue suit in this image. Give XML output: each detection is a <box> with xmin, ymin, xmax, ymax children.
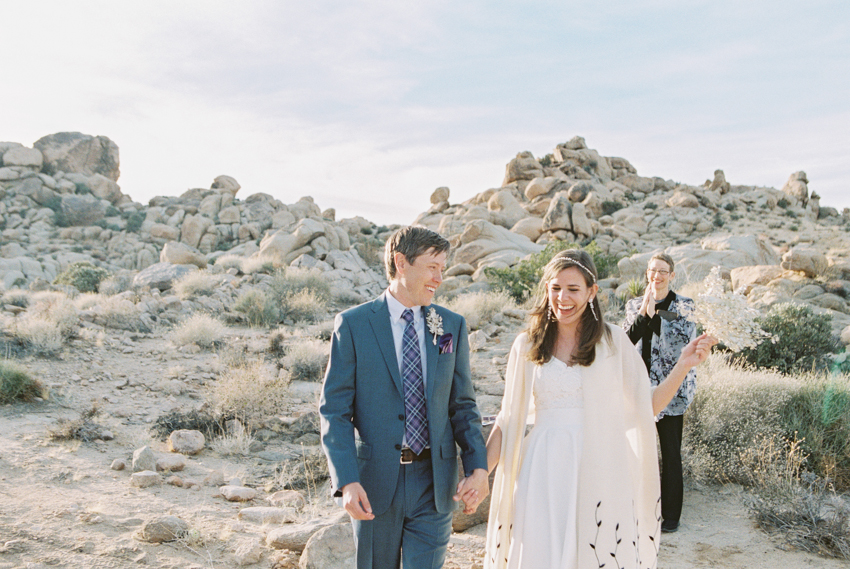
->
<box><xmin>320</xmin><ymin>226</ymin><xmax>489</xmax><ymax>569</ymax></box>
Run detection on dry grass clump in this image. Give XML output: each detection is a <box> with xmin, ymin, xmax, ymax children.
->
<box><xmin>283</xmin><ymin>340</ymin><xmax>328</xmax><ymax>382</ymax></box>
<box><xmin>97</xmin><ymin>272</ymin><xmax>134</xmax><ymax>296</ymax></box>
<box><xmin>0</xmin><ymin>360</ymin><xmax>45</xmax><ymax>403</ymax></box>
<box><xmin>210</xmin><ymin>360</ymin><xmax>290</xmax><ymax>426</ymax></box>
<box><xmin>173</xmin><ymin>271</ymin><xmax>218</xmax><ymax>300</ymax></box>
<box><xmin>742</xmin><ymin>435</ymin><xmax>850</xmax><ymax>559</ymax></box>
<box><xmin>210</xmin><ymin>430</ymin><xmax>256</xmax><ymax>456</ymax></box>
<box><xmin>79</xmin><ymin>294</ymin><xmax>150</xmax><ymax>332</ymax></box>
<box><xmin>684</xmin><ymin>354</ymin><xmax>797</xmax><ymax>484</ymax></box>
<box><xmin>48</xmin><ymin>403</ymin><xmax>109</xmax><ymax>442</ymax></box>
<box><xmin>212</xmin><ymin>254</ymin><xmax>245</xmax><ymax>273</ymax></box>
<box><xmin>171</xmin><ymin>314</ymin><xmax>228</xmax><ymax>349</ymax></box>
<box><xmin>27</xmin><ymin>291</ymin><xmax>78</xmax><ymax>335</ymax></box>
<box><xmin>285</xmin><ymin>289</ymin><xmax>327</xmax><ymax>323</ymax></box>
<box><xmin>242</xmin><ymin>256</ymin><xmax>276</xmax><ymax>275</ymax></box>
<box><xmin>270</xmin><ymin>268</ymin><xmax>332</xmax><ymax>323</ymax></box>
<box><xmin>445</xmin><ymin>290</ymin><xmax>517</xmax><ymax>331</ymax></box>
<box><xmin>1</xmin><ymin>289</ymin><xmax>30</xmax><ymax>308</ymax></box>
<box><xmin>234</xmin><ymin>289</ymin><xmax>279</xmax><ymax>327</ymax></box>
<box><xmin>274</xmin><ymin>448</ymin><xmax>330</xmax><ymax>492</ymax></box>
<box><xmin>11</xmin><ymin>318</ymin><xmax>64</xmax><ymax>355</ymax></box>
<box><xmin>150</xmin><ymin>408</ymin><xmax>226</xmax><ymax>440</ymax></box>
<box><xmin>268</xmin><ymin>327</ymin><xmax>288</xmax><ymax>357</ymax></box>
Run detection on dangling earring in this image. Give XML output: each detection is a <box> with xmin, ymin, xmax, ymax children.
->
<box><xmin>547</xmin><ymin>304</ymin><xmax>557</xmax><ymax>322</ymax></box>
<box><xmin>589</xmin><ymin>298</ymin><xmax>599</xmax><ymax>322</ymax></box>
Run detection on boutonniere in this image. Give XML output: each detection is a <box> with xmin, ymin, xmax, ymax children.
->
<box><xmin>426</xmin><ymin>307</ymin><xmax>443</xmax><ymax>345</ymax></box>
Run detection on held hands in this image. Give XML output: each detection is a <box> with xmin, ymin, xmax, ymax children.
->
<box><xmin>680</xmin><ymin>333</ymin><xmax>718</xmax><ymax>368</ymax></box>
<box><xmin>341</xmin><ymin>482</ymin><xmax>375</xmax><ymax>520</ymax></box>
<box><xmin>453</xmin><ymin>468</ymin><xmax>490</xmax><ymax>514</ymax></box>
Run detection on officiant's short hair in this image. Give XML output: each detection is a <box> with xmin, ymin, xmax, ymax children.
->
<box><xmin>384</xmin><ymin>226</ymin><xmax>450</xmax><ymax>281</ymax></box>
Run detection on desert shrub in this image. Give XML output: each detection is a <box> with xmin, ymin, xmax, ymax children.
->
<box><xmin>210</xmin><ymin>430</ymin><xmax>256</xmax><ymax>456</ymax></box>
<box><xmin>779</xmin><ymin>375</ymin><xmax>850</xmax><ymax>489</ymax></box>
<box><xmin>48</xmin><ymin>403</ymin><xmax>111</xmax><ymax>442</ymax></box>
<box><xmin>0</xmin><ymin>360</ymin><xmax>45</xmax><ymax>403</ymax></box>
<box><xmin>234</xmin><ymin>289</ymin><xmax>280</xmax><ymax>327</ymax></box>
<box><xmin>601</xmin><ymin>200</ymin><xmax>624</xmax><ymax>216</ymax></box>
<box><xmin>484</xmin><ymin>240</ymin><xmax>617</xmax><ymax>303</ymax></box>
<box><xmin>213</xmin><ymin>254</ymin><xmax>244</xmax><ymax>273</ymax></box>
<box><xmin>210</xmin><ymin>360</ymin><xmax>290</xmax><ymax>426</ymax></box>
<box><xmin>173</xmin><ymin>271</ymin><xmax>218</xmax><ymax>300</ymax></box>
<box><xmin>742</xmin><ymin>435</ymin><xmax>850</xmax><ymax>559</ymax></box>
<box><xmin>93</xmin><ymin>295</ymin><xmax>149</xmax><ymax>332</ymax></box>
<box><xmin>644</xmin><ymin>202</ymin><xmax>658</xmax><ymax>210</ymax></box>
<box><xmin>171</xmin><ymin>314</ymin><xmax>228</xmax><ymax>349</ymax></box>
<box><xmin>28</xmin><ymin>291</ymin><xmax>79</xmax><ymax>336</ymax></box>
<box><xmin>12</xmin><ymin>318</ymin><xmax>64</xmax><ymax>354</ymax></box>
<box><xmin>686</xmin><ymin>356</ymin><xmax>850</xmax><ymax>490</ymax></box>
<box><xmin>53</xmin><ymin>262</ymin><xmax>110</xmax><ymax>293</ymax></box>
<box><xmin>684</xmin><ymin>355</ymin><xmax>795</xmax><ymax>484</ymax></box>
<box><xmin>2</xmin><ymin>289</ymin><xmax>30</xmax><ymax>308</ymax></box>
<box><xmin>283</xmin><ymin>340</ymin><xmax>329</xmax><ymax>382</ymax></box>
<box><xmin>125</xmin><ymin>211</ymin><xmax>144</xmax><ymax>233</ymax></box>
<box><xmin>275</xmin><ymin>449</ymin><xmax>330</xmax><ymax>492</ymax></box>
<box><xmin>712</xmin><ymin>212</ymin><xmax>724</xmax><ymax>227</ymax></box>
<box><xmin>241</xmin><ymin>256</ymin><xmax>276</xmax><ymax>275</ymax></box>
<box><xmin>619</xmin><ymin>277</ymin><xmax>645</xmax><ymax>301</ymax></box>
<box><xmin>736</xmin><ymin>303</ymin><xmax>838</xmax><ymax>374</ymax></box>
<box><xmin>150</xmin><ymin>408</ymin><xmax>226</xmax><ymax>440</ymax></box>
<box><xmin>269</xmin><ymin>269</ymin><xmax>331</xmax><ymax>323</ymax></box>
<box><xmin>777</xmin><ymin>197</ymin><xmax>790</xmax><ymax>209</ymax></box>
<box><xmin>97</xmin><ymin>272</ymin><xmax>134</xmax><ymax>296</ymax></box>
<box><xmin>268</xmin><ymin>328</ymin><xmax>288</xmax><ymax>357</ymax></box>
<box><xmin>445</xmin><ymin>290</ymin><xmax>517</xmax><ymax>331</ymax></box>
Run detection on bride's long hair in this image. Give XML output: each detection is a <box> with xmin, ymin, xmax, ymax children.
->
<box><xmin>526</xmin><ymin>249</ymin><xmax>610</xmax><ymax>366</ymax></box>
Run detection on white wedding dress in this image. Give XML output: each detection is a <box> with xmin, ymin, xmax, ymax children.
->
<box><xmin>506</xmin><ymin>357</ymin><xmax>584</xmax><ymax>569</ymax></box>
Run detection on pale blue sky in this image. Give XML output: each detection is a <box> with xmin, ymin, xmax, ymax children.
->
<box><xmin>2</xmin><ymin>0</ymin><xmax>847</xmax><ymax>225</ymax></box>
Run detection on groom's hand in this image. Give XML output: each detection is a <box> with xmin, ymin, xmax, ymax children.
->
<box><xmin>341</xmin><ymin>482</ymin><xmax>375</xmax><ymax>520</ymax></box>
<box><xmin>453</xmin><ymin>468</ymin><xmax>490</xmax><ymax>514</ymax></box>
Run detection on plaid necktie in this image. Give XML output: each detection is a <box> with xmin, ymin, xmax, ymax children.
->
<box><xmin>401</xmin><ymin>308</ymin><xmax>428</xmax><ymax>454</ymax></box>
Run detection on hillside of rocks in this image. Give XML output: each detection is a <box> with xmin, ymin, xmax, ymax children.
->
<box><xmin>1</xmin><ymin>132</ymin><xmax>850</xmax><ymax>568</ymax></box>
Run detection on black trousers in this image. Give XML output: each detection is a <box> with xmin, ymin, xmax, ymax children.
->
<box><xmin>655</xmin><ymin>414</ymin><xmax>684</xmax><ymax>523</ymax></box>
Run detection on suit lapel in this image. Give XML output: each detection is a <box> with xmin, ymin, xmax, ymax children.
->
<box><xmin>369</xmin><ymin>293</ymin><xmax>404</xmax><ymax>396</ymax></box>
<box><xmin>423</xmin><ymin>305</ymin><xmax>439</xmax><ymax>402</ymax></box>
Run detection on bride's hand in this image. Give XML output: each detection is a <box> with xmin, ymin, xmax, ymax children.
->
<box><xmin>679</xmin><ymin>334</ymin><xmax>717</xmax><ymax>368</ymax></box>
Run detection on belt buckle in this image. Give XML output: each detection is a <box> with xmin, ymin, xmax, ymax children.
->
<box><xmin>400</xmin><ymin>448</ymin><xmax>413</xmax><ymax>464</ymax></box>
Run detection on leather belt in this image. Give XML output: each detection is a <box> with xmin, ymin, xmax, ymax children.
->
<box><xmin>400</xmin><ymin>448</ymin><xmax>431</xmax><ymax>464</ymax></box>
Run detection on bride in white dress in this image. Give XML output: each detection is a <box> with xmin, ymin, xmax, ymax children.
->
<box><xmin>484</xmin><ymin>250</ymin><xmax>714</xmax><ymax>569</ymax></box>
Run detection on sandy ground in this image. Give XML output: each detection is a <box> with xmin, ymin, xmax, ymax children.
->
<box><xmin>0</xmin><ymin>327</ymin><xmax>847</xmax><ymax>569</ymax></box>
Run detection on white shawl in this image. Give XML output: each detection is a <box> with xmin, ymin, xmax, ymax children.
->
<box><xmin>485</xmin><ymin>326</ymin><xmax>661</xmax><ymax>569</ymax></box>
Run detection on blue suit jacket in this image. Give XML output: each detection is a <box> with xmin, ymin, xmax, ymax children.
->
<box><xmin>319</xmin><ymin>292</ymin><xmax>488</xmax><ymax>515</ymax></box>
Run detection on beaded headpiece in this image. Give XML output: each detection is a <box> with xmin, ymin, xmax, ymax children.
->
<box><xmin>547</xmin><ymin>255</ymin><xmax>597</xmax><ymax>283</ymax></box>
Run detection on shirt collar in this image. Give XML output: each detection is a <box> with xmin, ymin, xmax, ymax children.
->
<box><xmin>386</xmin><ymin>289</ymin><xmax>423</xmax><ymax>324</ymax></box>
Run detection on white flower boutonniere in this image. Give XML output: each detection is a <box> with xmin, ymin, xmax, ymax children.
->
<box><xmin>426</xmin><ymin>307</ymin><xmax>443</xmax><ymax>345</ymax></box>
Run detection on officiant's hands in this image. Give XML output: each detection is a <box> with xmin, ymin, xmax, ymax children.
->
<box><xmin>454</xmin><ymin>468</ymin><xmax>489</xmax><ymax>514</ymax></box>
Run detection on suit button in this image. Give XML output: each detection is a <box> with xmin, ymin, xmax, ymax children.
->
<box><xmin>395</xmin><ymin>444</ymin><xmax>401</xmax><ymax>451</ymax></box>
<box><xmin>398</xmin><ymin>414</ymin><xmax>404</xmax><ymax>421</ymax></box>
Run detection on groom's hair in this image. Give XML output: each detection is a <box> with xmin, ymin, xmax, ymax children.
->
<box><xmin>384</xmin><ymin>226</ymin><xmax>450</xmax><ymax>281</ymax></box>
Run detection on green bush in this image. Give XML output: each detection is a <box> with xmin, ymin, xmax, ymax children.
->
<box><xmin>234</xmin><ymin>289</ymin><xmax>280</xmax><ymax>327</ymax></box>
<box><xmin>0</xmin><ymin>361</ymin><xmax>45</xmax><ymax>404</ymax></box>
<box><xmin>125</xmin><ymin>211</ymin><xmax>144</xmax><ymax>233</ymax></box>
<box><xmin>53</xmin><ymin>262</ymin><xmax>110</xmax><ymax>293</ymax></box>
<box><xmin>736</xmin><ymin>303</ymin><xmax>838</xmax><ymax>374</ymax></box>
<box><xmin>601</xmin><ymin>200</ymin><xmax>624</xmax><ymax>216</ymax></box>
<box><xmin>484</xmin><ymin>240</ymin><xmax>618</xmax><ymax>303</ymax></box>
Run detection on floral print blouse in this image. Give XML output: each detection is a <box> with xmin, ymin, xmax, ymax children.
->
<box><xmin>623</xmin><ymin>293</ymin><xmax>697</xmax><ymax>417</ymax></box>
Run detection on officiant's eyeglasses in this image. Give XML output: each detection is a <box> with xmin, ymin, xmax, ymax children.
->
<box><xmin>647</xmin><ymin>269</ymin><xmax>670</xmax><ymax>276</ymax></box>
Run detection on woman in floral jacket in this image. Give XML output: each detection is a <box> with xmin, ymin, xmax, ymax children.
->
<box><xmin>623</xmin><ymin>252</ymin><xmax>696</xmax><ymax>534</ymax></box>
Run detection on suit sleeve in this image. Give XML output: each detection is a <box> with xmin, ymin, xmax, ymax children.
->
<box><xmin>447</xmin><ymin>316</ymin><xmax>488</xmax><ymax>476</ymax></box>
<box><xmin>319</xmin><ymin>312</ymin><xmax>360</xmax><ymax>495</ymax></box>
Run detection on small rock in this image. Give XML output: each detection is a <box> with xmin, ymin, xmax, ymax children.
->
<box><xmin>166</xmin><ymin>475</ymin><xmax>184</xmax><ymax>487</ymax></box>
<box><xmin>168</xmin><ymin>429</ymin><xmax>205</xmax><ymax>455</ymax></box>
<box><xmin>156</xmin><ymin>454</ymin><xmax>187</xmax><ymax>472</ymax></box>
<box><xmin>132</xmin><ymin>446</ymin><xmax>157</xmax><ymax>472</ymax></box>
<box><xmin>139</xmin><ymin>515</ymin><xmax>189</xmax><ymax>543</ymax></box>
<box><xmin>238</xmin><ymin>506</ymin><xmax>298</xmax><ymax>524</ymax></box>
<box><xmin>204</xmin><ymin>471</ymin><xmax>226</xmax><ymax>487</ymax></box>
<box><xmin>220</xmin><ymin>485</ymin><xmax>257</xmax><ymax>502</ymax></box>
<box><xmin>233</xmin><ymin>538</ymin><xmax>264</xmax><ymax>566</ymax></box>
<box><xmin>267</xmin><ymin>490</ymin><xmax>306</xmax><ymax>510</ymax></box>
<box><xmin>110</xmin><ymin>459</ymin><xmax>126</xmax><ymax>471</ymax></box>
<box><xmin>130</xmin><ymin>471</ymin><xmax>161</xmax><ymax>488</ymax></box>
<box><xmin>300</xmin><ymin>523</ymin><xmax>356</xmax><ymax>569</ymax></box>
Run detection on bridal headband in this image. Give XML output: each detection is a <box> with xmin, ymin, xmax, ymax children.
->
<box><xmin>547</xmin><ymin>253</ymin><xmax>597</xmax><ymax>283</ymax></box>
